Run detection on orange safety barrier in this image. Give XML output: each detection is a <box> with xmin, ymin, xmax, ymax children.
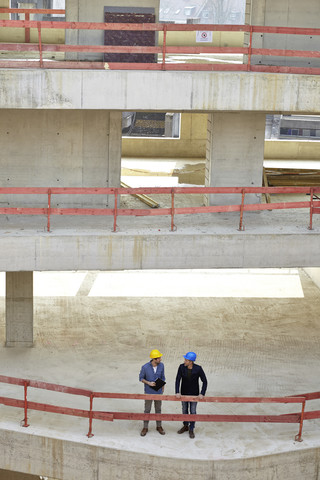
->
<box><xmin>1</xmin><ymin>10</ymin><xmax>320</xmax><ymax>73</ymax></box>
<box><xmin>1</xmin><ymin>375</ymin><xmax>320</xmax><ymax>441</ymax></box>
<box><xmin>0</xmin><ymin>186</ymin><xmax>319</xmax><ymax>233</ymax></box>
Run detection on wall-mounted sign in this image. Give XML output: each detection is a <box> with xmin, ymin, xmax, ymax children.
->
<box><xmin>196</xmin><ymin>31</ymin><xmax>213</xmax><ymax>43</ymax></box>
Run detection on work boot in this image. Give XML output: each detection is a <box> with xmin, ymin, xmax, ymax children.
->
<box><xmin>177</xmin><ymin>425</ymin><xmax>189</xmax><ymax>434</ymax></box>
<box><xmin>189</xmin><ymin>430</ymin><xmax>195</xmax><ymax>439</ymax></box>
<box><xmin>140</xmin><ymin>427</ymin><xmax>148</xmax><ymax>436</ymax></box>
<box><xmin>156</xmin><ymin>426</ymin><xmax>165</xmax><ymax>435</ymax></box>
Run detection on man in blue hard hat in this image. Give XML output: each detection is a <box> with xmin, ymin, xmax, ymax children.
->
<box><xmin>175</xmin><ymin>351</ymin><xmax>207</xmax><ymax>439</ymax></box>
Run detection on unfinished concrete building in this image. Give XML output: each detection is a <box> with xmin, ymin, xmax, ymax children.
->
<box><xmin>0</xmin><ymin>0</ymin><xmax>320</xmax><ymax>478</ymax></box>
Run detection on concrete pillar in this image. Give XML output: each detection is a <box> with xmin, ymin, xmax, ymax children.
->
<box><xmin>205</xmin><ymin>112</ymin><xmax>265</xmax><ymax>205</ymax></box>
<box><xmin>6</xmin><ymin>272</ymin><xmax>33</xmax><ymax>348</ymax></box>
<box><xmin>304</xmin><ymin>268</ymin><xmax>320</xmax><ymax>290</ymax></box>
<box><xmin>0</xmin><ymin>110</ymin><xmax>122</xmax><ymax>208</ymax></box>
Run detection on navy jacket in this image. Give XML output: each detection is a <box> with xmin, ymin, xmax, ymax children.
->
<box><xmin>175</xmin><ymin>363</ymin><xmax>207</xmax><ymax>396</ymax></box>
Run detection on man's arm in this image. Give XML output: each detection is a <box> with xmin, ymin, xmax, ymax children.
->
<box><xmin>139</xmin><ymin>364</ymin><xmax>156</xmax><ymax>387</ymax></box>
<box><xmin>175</xmin><ymin>365</ymin><xmax>182</xmax><ymax>396</ymax></box>
<box><xmin>199</xmin><ymin>366</ymin><xmax>208</xmax><ymax>396</ymax></box>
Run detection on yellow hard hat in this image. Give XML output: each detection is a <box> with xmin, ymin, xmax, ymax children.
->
<box><xmin>150</xmin><ymin>349</ymin><xmax>162</xmax><ymax>359</ymax></box>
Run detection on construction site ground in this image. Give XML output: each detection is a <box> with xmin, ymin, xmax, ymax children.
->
<box><xmin>0</xmin><ymin>267</ymin><xmax>320</xmax><ymax>464</ymax></box>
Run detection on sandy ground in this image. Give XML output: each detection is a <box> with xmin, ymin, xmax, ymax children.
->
<box><xmin>0</xmin><ymin>268</ymin><xmax>320</xmax><ymax>462</ymax></box>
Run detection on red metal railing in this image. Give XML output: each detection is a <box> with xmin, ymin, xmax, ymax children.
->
<box><xmin>0</xmin><ymin>374</ymin><xmax>319</xmax><ymax>441</ymax></box>
<box><xmin>1</xmin><ymin>9</ymin><xmax>320</xmax><ymax>73</ymax></box>
<box><xmin>0</xmin><ymin>186</ymin><xmax>319</xmax><ymax>233</ymax></box>
<box><xmin>0</xmin><ymin>8</ymin><xmax>65</xmax><ymax>43</ymax></box>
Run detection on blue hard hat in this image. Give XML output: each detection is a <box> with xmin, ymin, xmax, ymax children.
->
<box><xmin>183</xmin><ymin>351</ymin><xmax>197</xmax><ymax>361</ymax></box>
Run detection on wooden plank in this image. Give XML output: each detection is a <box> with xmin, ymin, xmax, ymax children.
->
<box><xmin>263</xmin><ymin>167</ymin><xmax>271</xmax><ymax>204</ymax></box>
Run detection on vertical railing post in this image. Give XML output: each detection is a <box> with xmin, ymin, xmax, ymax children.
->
<box><xmin>113</xmin><ymin>190</ymin><xmax>118</xmax><ymax>232</ymax></box>
<box><xmin>247</xmin><ymin>26</ymin><xmax>253</xmax><ymax>71</ymax></box>
<box><xmin>47</xmin><ymin>188</ymin><xmax>51</xmax><ymax>232</ymax></box>
<box><xmin>295</xmin><ymin>399</ymin><xmax>306</xmax><ymax>442</ymax></box>
<box><xmin>162</xmin><ymin>24</ymin><xmax>167</xmax><ymax>71</ymax></box>
<box><xmin>309</xmin><ymin>187</ymin><xmax>314</xmax><ymax>230</ymax></box>
<box><xmin>171</xmin><ymin>188</ymin><xmax>176</xmax><ymax>231</ymax></box>
<box><xmin>38</xmin><ymin>21</ymin><xmax>43</xmax><ymax>68</ymax></box>
<box><xmin>238</xmin><ymin>189</ymin><xmax>245</xmax><ymax>231</ymax></box>
<box><xmin>25</xmin><ymin>12</ymin><xmax>30</xmax><ymax>43</ymax></box>
<box><xmin>87</xmin><ymin>393</ymin><xmax>95</xmax><ymax>438</ymax></box>
<box><xmin>23</xmin><ymin>381</ymin><xmax>30</xmax><ymax>427</ymax></box>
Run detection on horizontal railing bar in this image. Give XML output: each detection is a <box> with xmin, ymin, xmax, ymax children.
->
<box><xmin>252</xmin><ymin>25</ymin><xmax>320</xmax><ymax>36</ymax></box>
<box><xmin>0</xmin><ymin>8</ymin><xmax>65</xmax><ymax>14</ymax></box>
<box><xmin>1</xmin><ymin>20</ymin><xmax>320</xmax><ymax>36</ymax></box>
<box><xmin>0</xmin><ymin>397</ymin><xmax>90</xmax><ymax>418</ymax></box>
<box><xmin>0</xmin><ymin>375</ymin><xmax>92</xmax><ymax>397</ymax></box>
<box><xmin>4</xmin><ymin>43</ymin><xmax>320</xmax><ymax>59</ymax></box>
<box><xmin>304</xmin><ymin>410</ymin><xmax>320</xmax><ymax>420</ymax></box>
<box><xmin>0</xmin><ymin>375</ymin><xmax>307</xmax><ymax>403</ymax></box>
<box><xmin>94</xmin><ymin>412</ymin><xmax>302</xmax><ymax>423</ymax></box>
<box><xmin>292</xmin><ymin>391</ymin><xmax>320</xmax><ymax>401</ymax></box>
<box><xmin>3</xmin><ymin>60</ymin><xmax>320</xmax><ymax>75</ymax></box>
<box><xmin>0</xmin><ymin>396</ymin><xmax>308</xmax><ymax>424</ymax></box>
<box><xmin>0</xmin><ymin>43</ymin><xmax>249</xmax><ymax>55</ymax></box>
<box><xmin>251</xmin><ymin>48</ymin><xmax>320</xmax><ymax>58</ymax></box>
<box><xmin>93</xmin><ymin>393</ymin><xmax>307</xmax><ymax>403</ymax></box>
<box><xmin>0</xmin><ymin>186</ymin><xmax>316</xmax><ymax>195</ymax></box>
<box><xmin>0</xmin><ymin>20</ymin><xmax>250</xmax><ymax>31</ymax></box>
<box><xmin>0</xmin><ymin>202</ymin><xmax>311</xmax><ymax>218</ymax></box>
<box><xmin>0</xmin><ymin>208</ymin><xmax>47</xmax><ymax>215</ymax></box>
<box><xmin>51</xmin><ymin>208</ymin><xmax>114</xmax><ymax>216</ymax></box>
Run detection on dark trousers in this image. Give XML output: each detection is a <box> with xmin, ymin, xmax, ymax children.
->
<box><xmin>182</xmin><ymin>401</ymin><xmax>197</xmax><ymax>430</ymax></box>
<box><xmin>143</xmin><ymin>399</ymin><xmax>162</xmax><ymax>428</ymax></box>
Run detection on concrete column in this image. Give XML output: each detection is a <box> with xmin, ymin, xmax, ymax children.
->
<box><xmin>6</xmin><ymin>272</ymin><xmax>33</xmax><ymax>348</ymax></box>
<box><xmin>0</xmin><ymin>110</ymin><xmax>122</xmax><ymax>208</ymax></box>
<box><xmin>304</xmin><ymin>268</ymin><xmax>320</xmax><ymax>290</ymax></box>
<box><xmin>205</xmin><ymin>112</ymin><xmax>265</xmax><ymax>205</ymax></box>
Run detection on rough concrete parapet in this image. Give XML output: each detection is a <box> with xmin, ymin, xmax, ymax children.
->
<box><xmin>1</xmin><ymin>70</ymin><xmax>320</xmax><ymax>113</ymax></box>
<box><xmin>1</xmin><ymin>428</ymin><xmax>320</xmax><ymax>480</ymax></box>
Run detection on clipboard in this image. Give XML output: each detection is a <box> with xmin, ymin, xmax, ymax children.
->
<box><xmin>150</xmin><ymin>378</ymin><xmax>166</xmax><ymax>391</ymax></box>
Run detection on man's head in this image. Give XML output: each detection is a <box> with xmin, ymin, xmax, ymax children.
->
<box><xmin>150</xmin><ymin>349</ymin><xmax>162</xmax><ymax>365</ymax></box>
<box><xmin>183</xmin><ymin>351</ymin><xmax>196</xmax><ymax>366</ymax></box>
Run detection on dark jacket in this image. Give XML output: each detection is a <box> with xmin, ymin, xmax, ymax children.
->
<box><xmin>175</xmin><ymin>363</ymin><xmax>207</xmax><ymax>396</ymax></box>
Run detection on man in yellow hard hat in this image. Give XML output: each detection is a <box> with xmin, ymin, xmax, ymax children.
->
<box><xmin>139</xmin><ymin>349</ymin><xmax>166</xmax><ymax>436</ymax></box>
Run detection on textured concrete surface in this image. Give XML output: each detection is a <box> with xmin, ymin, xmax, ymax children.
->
<box><xmin>0</xmin><ymin>268</ymin><xmax>320</xmax><ymax>479</ymax></box>
<box><xmin>0</xmin><ymin>204</ymin><xmax>318</xmax><ymax>271</ymax></box>
<box><xmin>206</xmin><ymin>112</ymin><xmax>265</xmax><ymax>205</ymax></box>
<box><xmin>1</xmin><ymin>69</ymin><xmax>320</xmax><ymax>113</ymax></box>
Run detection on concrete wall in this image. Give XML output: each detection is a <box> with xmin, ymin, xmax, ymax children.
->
<box><xmin>123</xmin><ymin>113</ymin><xmax>320</xmax><ymax>162</ymax></box>
<box><xmin>0</xmin><ymin>110</ymin><xmax>121</xmax><ymax>207</ymax></box>
<box><xmin>122</xmin><ymin>113</ymin><xmax>207</xmax><ymax>159</ymax></box>
<box><xmin>2</xmin><ymin>428</ymin><xmax>320</xmax><ymax>480</ymax></box>
<box><xmin>0</xmin><ymin>0</ymin><xmax>9</xmax><ymax>19</ymax></box>
<box><xmin>250</xmin><ymin>0</ymin><xmax>320</xmax><ymax>67</ymax></box>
